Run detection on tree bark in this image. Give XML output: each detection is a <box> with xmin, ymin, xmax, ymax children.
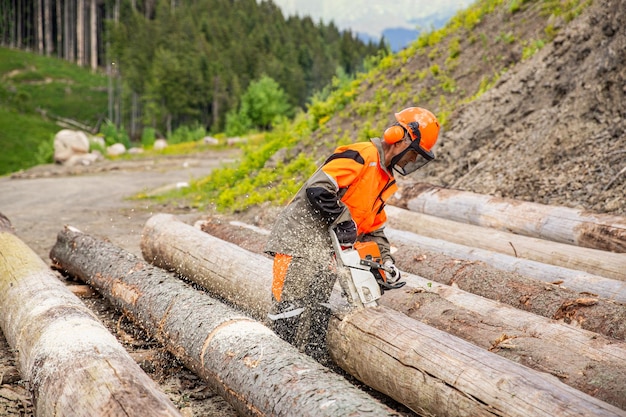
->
<box><xmin>50</xmin><ymin>225</ymin><xmax>398</xmax><ymax>417</ymax></box>
<box><xmin>140</xmin><ymin>214</ymin><xmax>625</xmax><ymax>417</ymax></box>
<box><xmin>197</xmin><ymin>217</ymin><xmax>626</xmax><ymax>340</ymax></box>
<box><xmin>0</xmin><ymin>215</ymin><xmax>181</xmax><ymax>417</ymax></box>
<box><xmin>397</xmin><ymin>183</ymin><xmax>626</xmax><ymax>253</ymax></box>
<box><xmin>385</xmin><ymin>205</ymin><xmax>626</xmax><ymax>281</ymax></box>
<box><xmin>35</xmin><ymin>0</ymin><xmax>43</xmax><ymax>53</ymax></box>
<box><xmin>195</xmin><ymin>217</ymin><xmax>626</xmax><ymax>408</ymax></box>
<box><xmin>90</xmin><ymin>0</ymin><xmax>97</xmax><ymax>70</ymax></box>
<box><xmin>387</xmin><ymin>228</ymin><xmax>626</xmax><ymax>340</ymax></box>
<box><xmin>385</xmin><ymin>227</ymin><xmax>626</xmax><ymax>304</ymax></box>
<box><xmin>77</xmin><ymin>0</ymin><xmax>84</xmax><ymax>66</ymax></box>
<box><xmin>44</xmin><ymin>0</ymin><xmax>51</xmax><ymax>55</ymax></box>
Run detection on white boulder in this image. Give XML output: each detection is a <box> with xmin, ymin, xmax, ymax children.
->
<box><xmin>53</xmin><ymin>129</ymin><xmax>90</xmax><ymax>164</ymax></box>
<box><xmin>107</xmin><ymin>143</ymin><xmax>126</xmax><ymax>156</ymax></box>
<box><xmin>153</xmin><ymin>139</ymin><xmax>168</xmax><ymax>151</ymax></box>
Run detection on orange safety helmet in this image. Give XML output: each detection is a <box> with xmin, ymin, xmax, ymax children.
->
<box><xmin>383</xmin><ymin>107</ymin><xmax>441</xmax><ymax>176</ymax></box>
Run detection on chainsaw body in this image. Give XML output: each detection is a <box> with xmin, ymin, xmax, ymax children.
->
<box><xmin>330</xmin><ymin>228</ymin><xmax>403</xmax><ymax>309</ymax></box>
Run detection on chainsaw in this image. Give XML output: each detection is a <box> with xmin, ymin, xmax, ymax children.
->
<box><xmin>330</xmin><ymin>228</ymin><xmax>406</xmax><ymax>309</ymax></box>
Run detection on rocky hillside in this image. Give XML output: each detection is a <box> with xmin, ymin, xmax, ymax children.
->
<box><xmin>425</xmin><ymin>0</ymin><xmax>626</xmax><ymax>215</ymax></box>
<box><xmin>307</xmin><ymin>0</ymin><xmax>625</xmax><ymax>216</ymax></box>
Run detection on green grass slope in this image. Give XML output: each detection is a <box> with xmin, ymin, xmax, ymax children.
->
<box><xmin>0</xmin><ymin>48</ymin><xmax>108</xmax><ymax>176</ymax></box>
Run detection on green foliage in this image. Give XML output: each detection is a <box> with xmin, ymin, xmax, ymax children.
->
<box><xmin>108</xmin><ymin>0</ymin><xmax>384</xmax><ymax>136</ymax></box>
<box><xmin>507</xmin><ymin>0</ymin><xmax>530</xmax><ymax>13</ymax></box>
<box><xmin>448</xmin><ymin>38</ymin><xmax>462</xmax><ymax>60</ymax></box>
<box><xmin>100</xmin><ymin>119</ymin><xmax>131</xmax><ymax>148</ymax></box>
<box><xmin>522</xmin><ymin>39</ymin><xmax>546</xmax><ymax>59</ymax></box>
<box><xmin>225</xmin><ymin>76</ymin><xmax>292</xmax><ymax>135</ymax></box>
<box><xmin>155</xmin><ymin>118</ymin><xmax>316</xmax><ymax>211</ymax></box>
<box><xmin>34</xmin><ymin>137</ymin><xmax>55</xmax><ymax>165</ymax></box>
<box><xmin>0</xmin><ymin>48</ymin><xmax>107</xmax><ymax>124</ymax></box>
<box><xmin>496</xmin><ymin>31</ymin><xmax>516</xmax><ymax>44</ymax></box>
<box><xmin>0</xmin><ymin>47</ymin><xmax>109</xmax><ymax>175</ymax></box>
<box><xmin>167</xmin><ymin>124</ymin><xmax>207</xmax><ymax>145</ymax></box>
<box><xmin>541</xmin><ymin>0</ymin><xmax>592</xmax><ymax>21</ymax></box>
<box><xmin>0</xmin><ymin>108</ymin><xmax>59</xmax><ymax>176</ymax></box>
<box><xmin>141</xmin><ymin>127</ymin><xmax>156</xmax><ymax>148</ymax></box>
<box><xmin>307</xmin><ymin>73</ymin><xmax>360</xmax><ymax>129</ymax></box>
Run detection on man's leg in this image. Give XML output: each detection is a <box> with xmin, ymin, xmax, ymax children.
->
<box><xmin>267</xmin><ymin>254</ymin><xmax>310</xmax><ymax>345</ymax></box>
<box><xmin>267</xmin><ymin>254</ymin><xmax>336</xmax><ymax>352</ymax></box>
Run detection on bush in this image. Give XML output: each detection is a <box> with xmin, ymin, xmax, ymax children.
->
<box><xmin>141</xmin><ymin>127</ymin><xmax>156</xmax><ymax>148</ymax></box>
<box><xmin>100</xmin><ymin>119</ymin><xmax>130</xmax><ymax>148</ymax></box>
<box><xmin>225</xmin><ymin>75</ymin><xmax>292</xmax><ymax>135</ymax></box>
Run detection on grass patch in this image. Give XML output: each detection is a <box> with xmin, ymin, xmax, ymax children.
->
<box><xmin>0</xmin><ymin>47</ymin><xmax>108</xmax><ymax>175</ymax></box>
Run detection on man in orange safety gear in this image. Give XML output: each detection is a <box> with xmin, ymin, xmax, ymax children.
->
<box><xmin>264</xmin><ymin>107</ymin><xmax>440</xmax><ymax>358</ymax></box>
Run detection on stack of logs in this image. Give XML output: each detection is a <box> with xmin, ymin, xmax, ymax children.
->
<box><xmin>1</xmin><ymin>182</ymin><xmax>625</xmax><ymax>416</ymax></box>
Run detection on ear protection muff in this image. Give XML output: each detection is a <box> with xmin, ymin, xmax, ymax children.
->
<box><xmin>383</xmin><ymin>124</ymin><xmax>406</xmax><ymax>144</ymax></box>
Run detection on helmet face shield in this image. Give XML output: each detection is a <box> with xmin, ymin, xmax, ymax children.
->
<box><xmin>390</xmin><ymin>138</ymin><xmax>435</xmax><ymax>176</ymax></box>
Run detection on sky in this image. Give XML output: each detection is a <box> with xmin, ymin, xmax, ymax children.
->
<box><xmin>267</xmin><ymin>0</ymin><xmax>475</xmax><ymax>38</ymax></box>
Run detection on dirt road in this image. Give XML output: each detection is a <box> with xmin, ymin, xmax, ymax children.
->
<box><xmin>0</xmin><ymin>150</ymin><xmax>241</xmax><ymax>416</ymax></box>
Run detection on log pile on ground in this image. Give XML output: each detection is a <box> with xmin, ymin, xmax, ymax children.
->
<box><xmin>139</xmin><ymin>213</ymin><xmax>625</xmax><ymax>416</ymax></box>
<box><xmin>49</xmin><ymin>225</ymin><xmax>399</xmax><ymax>417</ymax></box>
<box><xmin>0</xmin><ymin>214</ymin><xmax>181</xmax><ymax>417</ymax></box>
<box><xmin>393</xmin><ymin>183</ymin><xmax>626</xmax><ymax>252</ymax></box>
<box><xmin>3</xmin><ymin>182</ymin><xmax>625</xmax><ymax>416</ymax></box>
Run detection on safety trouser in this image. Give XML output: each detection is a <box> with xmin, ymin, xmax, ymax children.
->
<box><xmin>266</xmin><ymin>253</ymin><xmax>336</xmax><ymax>356</ymax></box>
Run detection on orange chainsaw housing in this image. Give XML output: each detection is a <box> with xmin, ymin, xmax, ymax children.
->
<box><xmin>354</xmin><ymin>241</ymin><xmax>387</xmax><ymax>281</ymax></box>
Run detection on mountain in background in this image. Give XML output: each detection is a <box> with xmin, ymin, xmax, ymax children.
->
<box><xmin>269</xmin><ymin>0</ymin><xmax>473</xmax><ymax>47</ymax></box>
<box><xmin>380</xmin><ymin>12</ymin><xmax>454</xmax><ymax>51</ymax></box>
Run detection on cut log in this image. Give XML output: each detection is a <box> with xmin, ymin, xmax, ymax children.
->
<box><xmin>49</xmin><ymin>225</ymin><xmax>398</xmax><ymax>417</ymax></box>
<box><xmin>140</xmin><ymin>213</ymin><xmax>626</xmax><ymax>417</ymax></box>
<box><xmin>396</xmin><ymin>183</ymin><xmax>626</xmax><ymax>252</ymax></box>
<box><xmin>0</xmin><ymin>216</ymin><xmax>181</xmax><ymax>417</ymax></box>
<box><xmin>198</xmin><ymin>217</ymin><xmax>626</xmax><ymax>341</ymax></box>
<box><xmin>196</xmin><ymin>217</ymin><xmax>626</xmax><ymax>408</ymax></box>
<box><xmin>385</xmin><ymin>205</ymin><xmax>626</xmax><ymax>281</ymax></box>
<box><xmin>384</xmin><ymin>227</ymin><xmax>626</xmax><ymax>304</ymax></box>
<box><xmin>387</xmin><ymin>228</ymin><xmax>626</xmax><ymax>340</ymax></box>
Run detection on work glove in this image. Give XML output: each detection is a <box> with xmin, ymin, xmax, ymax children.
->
<box><xmin>334</xmin><ymin>220</ymin><xmax>357</xmax><ymax>245</ymax></box>
<box><xmin>384</xmin><ymin>260</ymin><xmax>401</xmax><ymax>284</ymax></box>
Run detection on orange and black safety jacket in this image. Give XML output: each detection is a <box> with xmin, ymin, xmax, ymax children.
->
<box><xmin>265</xmin><ymin>138</ymin><xmax>397</xmax><ymax>262</ymax></box>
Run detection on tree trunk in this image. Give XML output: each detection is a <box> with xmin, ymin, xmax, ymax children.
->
<box><xmin>385</xmin><ymin>227</ymin><xmax>626</xmax><ymax>304</ymax></box>
<box><xmin>44</xmin><ymin>0</ymin><xmax>51</xmax><ymax>55</ymax></box>
<box><xmin>16</xmin><ymin>0</ymin><xmax>22</xmax><ymax>48</ymax></box>
<box><xmin>195</xmin><ymin>217</ymin><xmax>626</xmax><ymax>408</ymax></box>
<box><xmin>0</xmin><ymin>216</ymin><xmax>181</xmax><ymax>417</ymax></box>
<box><xmin>385</xmin><ymin>205</ymin><xmax>626</xmax><ymax>281</ymax></box>
<box><xmin>398</xmin><ymin>183</ymin><xmax>626</xmax><ymax>253</ymax></box>
<box><xmin>328</xmin><ymin>310</ymin><xmax>625</xmax><ymax>417</ymax></box>
<box><xmin>36</xmin><ymin>0</ymin><xmax>43</xmax><ymax>53</ymax></box>
<box><xmin>140</xmin><ymin>214</ymin><xmax>625</xmax><ymax>417</ymax></box>
<box><xmin>49</xmin><ymin>226</ymin><xmax>398</xmax><ymax>417</ymax></box>
<box><xmin>56</xmin><ymin>0</ymin><xmax>62</xmax><ymax>57</ymax></box>
<box><xmin>90</xmin><ymin>0</ymin><xmax>97</xmax><ymax>70</ymax></box>
<box><xmin>64</xmin><ymin>0</ymin><xmax>73</xmax><ymax>61</ymax></box>
<box><xmin>77</xmin><ymin>0</ymin><xmax>84</xmax><ymax>66</ymax></box>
